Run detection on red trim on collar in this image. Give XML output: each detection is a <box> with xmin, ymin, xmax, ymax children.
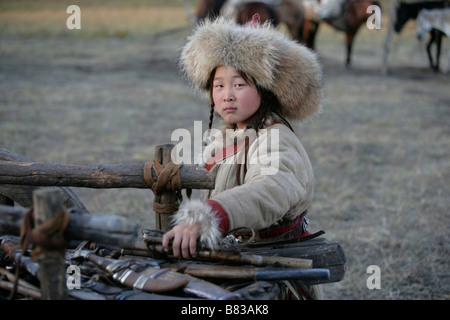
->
<box><xmin>204</xmin><ymin>121</ymin><xmax>282</xmax><ymax>171</ymax></box>
<box><xmin>204</xmin><ymin>139</ymin><xmax>246</xmax><ymax>171</ymax></box>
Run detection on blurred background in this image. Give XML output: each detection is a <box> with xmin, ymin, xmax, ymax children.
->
<box><xmin>0</xmin><ymin>0</ymin><xmax>448</xmax><ymax>299</ymax></box>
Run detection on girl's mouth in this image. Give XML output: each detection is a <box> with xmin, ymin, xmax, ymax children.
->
<box><xmin>223</xmin><ymin>107</ymin><xmax>237</xmax><ymax>112</ymax></box>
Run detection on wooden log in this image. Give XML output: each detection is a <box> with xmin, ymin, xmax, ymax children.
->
<box><xmin>0</xmin><ymin>206</ymin><xmax>25</xmax><ymax>235</ymax></box>
<box><xmin>0</xmin><ymin>204</ymin><xmax>138</xmax><ymax>248</ymax></box>
<box><xmin>0</xmin><ymin>280</ymin><xmax>42</xmax><ymax>300</ymax></box>
<box><xmin>0</xmin><ymin>267</ymin><xmax>42</xmax><ymax>299</ymax></box>
<box><xmin>0</xmin><ymin>148</ymin><xmax>88</xmax><ymax>211</ymax></box>
<box><xmin>0</xmin><ymin>160</ymin><xmax>214</xmax><ymax>190</ymax></box>
<box><xmin>33</xmin><ymin>189</ymin><xmax>68</xmax><ymax>300</ymax></box>
<box><xmin>0</xmin><ymin>237</ymin><xmax>41</xmax><ymax>280</ymax></box>
<box><xmin>0</xmin><ymin>194</ymin><xmax>13</xmax><ymax>206</ymax></box>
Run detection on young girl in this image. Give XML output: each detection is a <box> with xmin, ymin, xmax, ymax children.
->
<box><xmin>162</xmin><ymin>15</ymin><xmax>323</xmax><ymax>260</ymax></box>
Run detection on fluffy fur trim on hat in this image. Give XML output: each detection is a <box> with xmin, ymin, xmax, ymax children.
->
<box><xmin>179</xmin><ymin>17</ymin><xmax>323</xmax><ymax>121</ymax></box>
<box><xmin>171</xmin><ymin>199</ymin><xmax>222</xmax><ymax>250</ymax></box>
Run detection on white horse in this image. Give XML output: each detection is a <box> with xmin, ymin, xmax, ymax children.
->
<box><xmin>417</xmin><ymin>8</ymin><xmax>450</xmax><ymax>39</ymax></box>
<box><xmin>416</xmin><ymin>8</ymin><xmax>450</xmax><ymax>72</ymax></box>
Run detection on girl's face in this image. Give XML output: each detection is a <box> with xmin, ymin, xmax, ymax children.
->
<box><xmin>212</xmin><ymin>66</ymin><xmax>261</xmax><ymax>129</ymax></box>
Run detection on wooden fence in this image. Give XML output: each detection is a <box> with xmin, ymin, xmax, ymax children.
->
<box><xmin>0</xmin><ymin>146</ymin><xmax>346</xmax><ymax>300</ymax></box>
<box><xmin>0</xmin><ymin>145</ymin><xmax>213</xmax><ymax>231</ymax></box>
<box><xmin>0</xmin><ymin>144</ymin><xmax>214</xmax><ymax>299</ymax></box>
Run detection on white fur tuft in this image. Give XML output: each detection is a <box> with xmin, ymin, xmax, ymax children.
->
<box><xmin>171</xmin><ymin>199</ymin><xmax>222</xmax><ymax>250</ymax></box>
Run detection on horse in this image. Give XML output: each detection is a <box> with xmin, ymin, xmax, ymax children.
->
<box><xmin>235</xmin><ymin>1</ymin><xmax>280</xmax><ymax>27</ymax></box>
<box><xmin>301</xmin><ymin>0</ymin><xmax>381</xmax><ymax>68</ymax></box>
<box><xmin>195</xmin><ymin>0</ymin><xmax>306</xmax><ymax>42</ymax></box>
<box><xmin>417</xmin><ymin>8</ymin><xmax>450</xmax><ymax>38</ymax></box>
<box><xmin>394</xmin><ymin>1</ymin><xmax>448</xmax><ymax>72</ymax></box>
<box><xmin>300</xmin><ymin>0</ymin><xmax>322</xmax><ymax>49</ymax></box>
<box><xmin>416</xmin><ymin>8</ymin><xmax>450</xmax><ymax>72</ymax></box>
<box><xmin>394</xmin><ymin>1</ymin><xmax>446</xmax><ymax>33</ymax></box>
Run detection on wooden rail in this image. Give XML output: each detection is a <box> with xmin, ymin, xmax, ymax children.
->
<box><xmin>0</xmin><ymin>145</ymin><xmax>214</xmax><ymax>231</ymax></box>
<box><xmin>0</xmin><ymin>161</ymin><xmax>214</xmax><ymax>190</ymax></box>
<box><xmin>0</xmin><ymin>202</ymin><xmax>139</xmax><ymax>248</ymax></box>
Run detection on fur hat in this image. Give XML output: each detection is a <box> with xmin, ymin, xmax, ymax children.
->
<box><xmin>179</xmin><ymin>17</ymin><xmax>323</xmax><ymax>121</ymax></box>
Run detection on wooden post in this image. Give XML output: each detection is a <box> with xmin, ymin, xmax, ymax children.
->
<box><xmin>33</xmin><ymin>189</ymin><xmax>68</xmax><ymax>300</ymax></box>
<box><xmin>382</xmin><ymin>0</ymin><xmax>399</xmax><ymax>75</ymax></box>
<box><xmin>153</xmin><ymin>144</ymin><xmax>178</xmax><ymax>232</ymax></box>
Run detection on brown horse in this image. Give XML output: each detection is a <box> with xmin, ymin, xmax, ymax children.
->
<box><xmin>195</xmin><ymin>0</ymin><xmax>306</xmax><ymax>41</ymax></box>
<box><xmin>236</xmin><ymin>2</ymin><xmax>280</xmax><ymax>27</ymax></box>
<box><xmin>302</xmin><ymin>0</ymin><xmax>381</xmax><ymax>67</ymax></box>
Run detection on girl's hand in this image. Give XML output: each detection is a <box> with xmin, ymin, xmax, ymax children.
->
<box><xmin>162</xmin><ymin>222</ymin><xmax>202</xmax><ymax>259</ymax></box>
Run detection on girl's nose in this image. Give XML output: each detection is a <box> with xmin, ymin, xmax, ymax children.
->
<box><xmin>223</xmin><ymin>89</ymin><xmax>235</xmax><ymax>102</ymax></box>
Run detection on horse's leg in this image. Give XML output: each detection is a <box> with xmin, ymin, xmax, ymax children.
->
<box><xmin>426</xmin><ymin>30</ymin><xmax>437</xmax><ymax>71</ymax></box>
<box><xmin>345</xmin><ymin>32</ymin><xmax>355</xmax><ymax>67</ymax></box>
<box><xmin>309</xmin><ymin>21</ymin><xmax>320</xmax><ymax>49</ymax></box>
<box><xmin>435</xmin><ymin>30</ymin><xmax>443</xmax><ymax>72</ymax></box>
<box><xmin>301</xmin><ymin>19</ymin><xmax>318</xmax><ymax>49</ymax></box>
<box><xmin>301</xmin><ymin>19</ymin><xmax>310</xmax><ymax>47</ymax></box>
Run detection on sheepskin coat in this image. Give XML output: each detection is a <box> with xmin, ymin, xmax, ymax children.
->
<box><xmin>173</xmin><ymin>119</ymin><xmax>314</xmax><ymax>249</ymax></box>
<box><xmin>205</xmin><ymin>122</ymin><xmax>314</xmax><ymax>231</ymax></box>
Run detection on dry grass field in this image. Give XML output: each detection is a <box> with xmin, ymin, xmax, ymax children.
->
<box><xmin>0</xmin><ymin>0</ymin><xmax>448</xmax><ymax>300</ymax></box>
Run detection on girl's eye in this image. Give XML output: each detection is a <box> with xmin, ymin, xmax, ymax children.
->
<box><xmin>235</xmin><ymin>83</ymin><xmax>245</xmax><ymax>87</ymax></box>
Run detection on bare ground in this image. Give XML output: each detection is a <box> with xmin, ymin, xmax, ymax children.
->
<box><xmin>0</xmin><ymin>2</ymin><xmax>449</xmax><ymax>300</ymax></box>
